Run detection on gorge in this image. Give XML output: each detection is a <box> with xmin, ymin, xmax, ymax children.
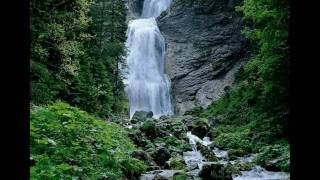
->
<box><xmin>30</xmin><ymin>0</ymin><xmax>290</xmax><ymax>179</ymax></box>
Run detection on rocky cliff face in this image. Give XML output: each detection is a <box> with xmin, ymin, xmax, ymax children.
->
<box><xmin>126</xmin><ymin>0</ymin><xmax>144</xmax><ymax>18</ymax></box>
<box><xmin>158</xmin><ymin>0</ymin><xmax>250</xmax><ymax>115</ymax></box>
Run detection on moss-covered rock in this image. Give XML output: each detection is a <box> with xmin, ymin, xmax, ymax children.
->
<box><xmin>167</xmin><ymin>156</ymin><xmax>186</xmax><ymax>170</ymax></box>
<box><xmin>131</xmin><ymin>111</ymin><xmax>153</xmax><ymax>124</ymax></box>
<box><xmin>151</xmin><ymin>147</ymin><xmax>171</xmax><ymax>167</ymax></box>
<box><xmin>197</xmin><ymin>142</ymin><xmax>219</xmax><ymax>161</ymax></box>
<box><xmin>131</xmin><ymin>150</ymin><xmax>157</xmax><ymax>168</ymax></box>
<box><xmin>191</xmin><ymin>118</ymin><xmax>209</xmax><ymax>139</ymax></box>
<box><xmin>228</xmin><ymin>149</ymin><xmax>246</xmax><ymax>160</ymax></box>
<box><xmin>198</xmin><ymin>162</ymin><xmax>232</xmax><ymax>180</ymax></box>
<box><xmin>156</xmin><ymin>117</ymin><xmax>188</xmax><ymax>138</ymax></box>
<box><xmin>128</xmin><ymin>129</ymin><xmax>150</xmax><ymax>148</ymax></box>
<box><xmin>173</xmin><ymin>171</ymin><xmax>188</xmax><ymax>180</ymax></box>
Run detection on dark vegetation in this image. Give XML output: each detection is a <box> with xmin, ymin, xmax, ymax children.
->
<box><xmin>30</xmin><ymin>0</ymin><xmax>128</xmax><ymax>118</ymax></box>
<box><xmin>199</xmin><ymin>0</ymin><xmax>290</xmax><ymax>171</ymax></box>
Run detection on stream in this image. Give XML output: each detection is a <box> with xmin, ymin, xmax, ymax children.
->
<box><xmin>140</xmin><ymin>131</ymin><xmax>290</xmax><ymax>180</ymax></box>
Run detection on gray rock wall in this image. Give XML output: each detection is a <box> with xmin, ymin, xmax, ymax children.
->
<box><xmin>158</xmin><ymin>0</ymin><xmax>250</xmax><ymax>114</ymax></box>
<box><xmin>126</xmin><ymin>0</ymin><xmax>144</xmax><ymax>18</ymax></box>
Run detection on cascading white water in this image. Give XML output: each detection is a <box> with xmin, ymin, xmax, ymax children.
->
<box><xmin>124</xmin><ymin>0</ymin><xmax>173</xmax><ymax>119</ymax></box>
<box><xmin>184</xmin><ymin>132</ymin><xmax>290</xmax><ymax>179</ymax></box>
<box><xmin>141</xmin><ymin>0</ymin><xmax>172</xmax><ymax>18</ymax></box>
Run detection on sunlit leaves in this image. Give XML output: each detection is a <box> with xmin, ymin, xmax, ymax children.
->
<box><xmin>30</xmin><ymin>102</ymin><xmax>146</xmax><ymax>179</ymax></box>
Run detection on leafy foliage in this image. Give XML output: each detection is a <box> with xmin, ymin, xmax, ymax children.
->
<box><xmin>254</xmin><ymin>141</ymin><xmax>290</xmax><ymax>172</ymax></box>
<box><xmin>30</xmin><ymin>102</ymin><xmax>146</xmax><ymax>179</ymax></box>
<box><xmin>30</xmin><ymin>0</ymin><xmax>128</xmax><ymax>118</ymax></box>
<box><xmin>200</xmin><ymin>0</ymin><xmax>289</xmax><ymax>172</ymax></box>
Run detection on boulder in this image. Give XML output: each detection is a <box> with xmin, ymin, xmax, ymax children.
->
<box><xmin>131</xmin><ymin>111</ymin><xmax>153</xmax><ymax>124</ymax></box>
<box><xmin>197</xmin><ymin>142</ymin><xmax>219</xmax><ymax>162</ymax></box>
<box><xmin>199</xmin><ymin>162</ymin><xmax>232</xmax><ymax>180</ymax></box>
<box><xmin>128</xmin><ymin>131</ymin><xmax>148</xmax><ymax>147</ymax></box>
<box><xmin>152</xmin><ymin>147</ymin><xmax>171</xmax><ymax>167</ymax></box>
<box><xmin>228</xmin><ymin>149</ymin><xmax>246</xmax><ymax>161</ymax></box>
<box><xmin>265</xmin><ymin>159</ymin><xmax>282</xmax><ymax>172</ymax></box>
<box><xmin>191</xmin><ymin>118</ymin><xmax>209</xmax><ymax>139</ymax></box>
<box><xmin>155</xmin><ymin>117</ymin><xmax>188</xmax><ymax>138</ymax></box>
<box><xmin>131</xmin><ymin>150</ymin><xmax>156</xmax><ymax>167</ymax></box>
<box><xmin>165</xmin><ymin>155</ymin><xmax>186</xmax><ymax>170</ymax></box>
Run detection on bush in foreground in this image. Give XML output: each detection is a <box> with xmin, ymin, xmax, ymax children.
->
<box><xmin>30</xmin><ymin>102</ymin><xmax>146</xmax><ymax>179</ymax></box>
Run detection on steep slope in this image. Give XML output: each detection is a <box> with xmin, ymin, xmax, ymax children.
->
<box><xmin>158</xmin><ymin>0</ymin><xmax>250</xmax><ymax>114</ymax></box>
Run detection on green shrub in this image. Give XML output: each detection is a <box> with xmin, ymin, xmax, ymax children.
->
<box><xmin>173</xmin><ymin>171</ymin><xmax>188</xmax><ymax>180</ymax></box>
<box><xmin>228</xmin><ymin>149</ymin><xmax>246</xmax><ymax>160</ymax></box>
<box><xmin>30</xmin><ymin>102</ymin><xmax>146</xmax><ymax>179</ymax></box>
<box><xmin>254</xmin><ymin>141</ymin><xmax>290</xmax><ymax>172</ymax></box>
<box><xmin>169</xmin><ymin>158</ymin><xmax>186</xmax><ymax>170</ymax></box>
<box><xmin>141</xmin><ymin>120</ymin><xmax>157</xmax><ymax>138</ymax></box>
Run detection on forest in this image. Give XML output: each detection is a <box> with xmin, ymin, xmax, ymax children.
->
<box><xmin>30</xmin><ymin>0</ymin><xmax>289</xmax><ymax>179</ymax></box>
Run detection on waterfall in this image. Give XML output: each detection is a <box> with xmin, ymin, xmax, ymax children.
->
<box><xmin>141</xmin><ymin>0</ymin><xmax>172</xmax><ymax>18</ymax></box>
<box><xmin>124</xmin><ymin>0</ymin><xmax>173</xmax><ymax>119</ymax></box>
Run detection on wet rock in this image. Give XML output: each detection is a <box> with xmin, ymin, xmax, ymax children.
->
<box><xmin>147</xmin><ymin>166</ymin><xmax>161</xmax><ymax>171</ymax></box>
<box><xmin>199</xmin><ymin>162</ymin><xmax>232</xmax><ymax>180</ymax></box>
<box><xmin>197</xmin><ymin>142</ymin><xmax>219</xmax><ymax>161</ymax></box>
<box><xmin>180</xmin><ymin>115</ymin><xmax>209</xmax><ymax>138</ymax></box>
<box><xmin>141</xmin><ymin>170</ymin><xmax>184</xmax><ymax>180</ymax></box>
<box><xmin>181</xmin><ymin>115</ymin><xmax>197</xmax><ymax>131</ymax></box>
<box><xmin>166</xmin><ymin>155</ymin><xmax>187</xmax><ymax>170</ymax></box>
<box><xmin>156</xmin><ymin>117</ymin><xmax>188</xmax><ymax>138</ymax></box>
<box><xmin>265</xmin><ymin>159</ymin><xmax>282</xmax><ymax>172</ymax></box>
<box><xmin>191</xmin><ymin>118</ymin><xmax>209</xmax><ymax>139</ymax></box>
<box><xmin>228</xmin><ymin>149</ymin><xmax>246</xmax><ymax>160</ymax></box>
<box><xmin>131</xmin><ymin>111</ymin><xmax>153</xmax><ymax>124</ymax></box>
<box><xmin>224</xmin><ymin>163</ymin><xmax>241</xmax><ymax>175</ymax></box>
<box><xmin>152</xmin><ymin>147</ymin><xmax>171</xmax><ymax>167</ymax></box>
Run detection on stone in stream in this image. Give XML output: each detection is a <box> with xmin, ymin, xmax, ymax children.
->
<box><xmin>140</xmin><ymin>170</ymin><xmax>184</xmax><ymax>180</ymax></box>
<box><xmin>264</xmin><ymin>159</ymin><xmax>282</xmax><ymax>172</ymax></box>
<box><xmin>180</xmin><ymin>115</ymin><xmax>210</xmax><ymax>139</ymax></box>
<box><xmin>197</xmin><ymin>142</ymin><xmax>219</xmax><ymax>162</ymax></box>
<box><xmin>191</xmin><ymin>118</ymin><xmax>209</xmax><ymax>139</ymax></box>
<box><xmin>228</xmin><ymin>149</ymin><xmax>246</xmax><ymax>161</ymax></box>
<box><xmin>198</xmin><ymin>162</ymin><xmax>232</xmax><ymax>180</ymax></box>
<box><xmin>164</xmin><ymin>155</ymin><xmax>186</xmax><ymax>170</ymax></box>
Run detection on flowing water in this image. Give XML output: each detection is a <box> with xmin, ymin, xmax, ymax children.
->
<box><xmin>124</xmin><ymin>0</ymin><xmax>173</xmax><ymax>119</ymax></box>
<box><xmin>184</xmin><ymin>132</ymin><xmax>290</xmax><ymax>180</ymax></box>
